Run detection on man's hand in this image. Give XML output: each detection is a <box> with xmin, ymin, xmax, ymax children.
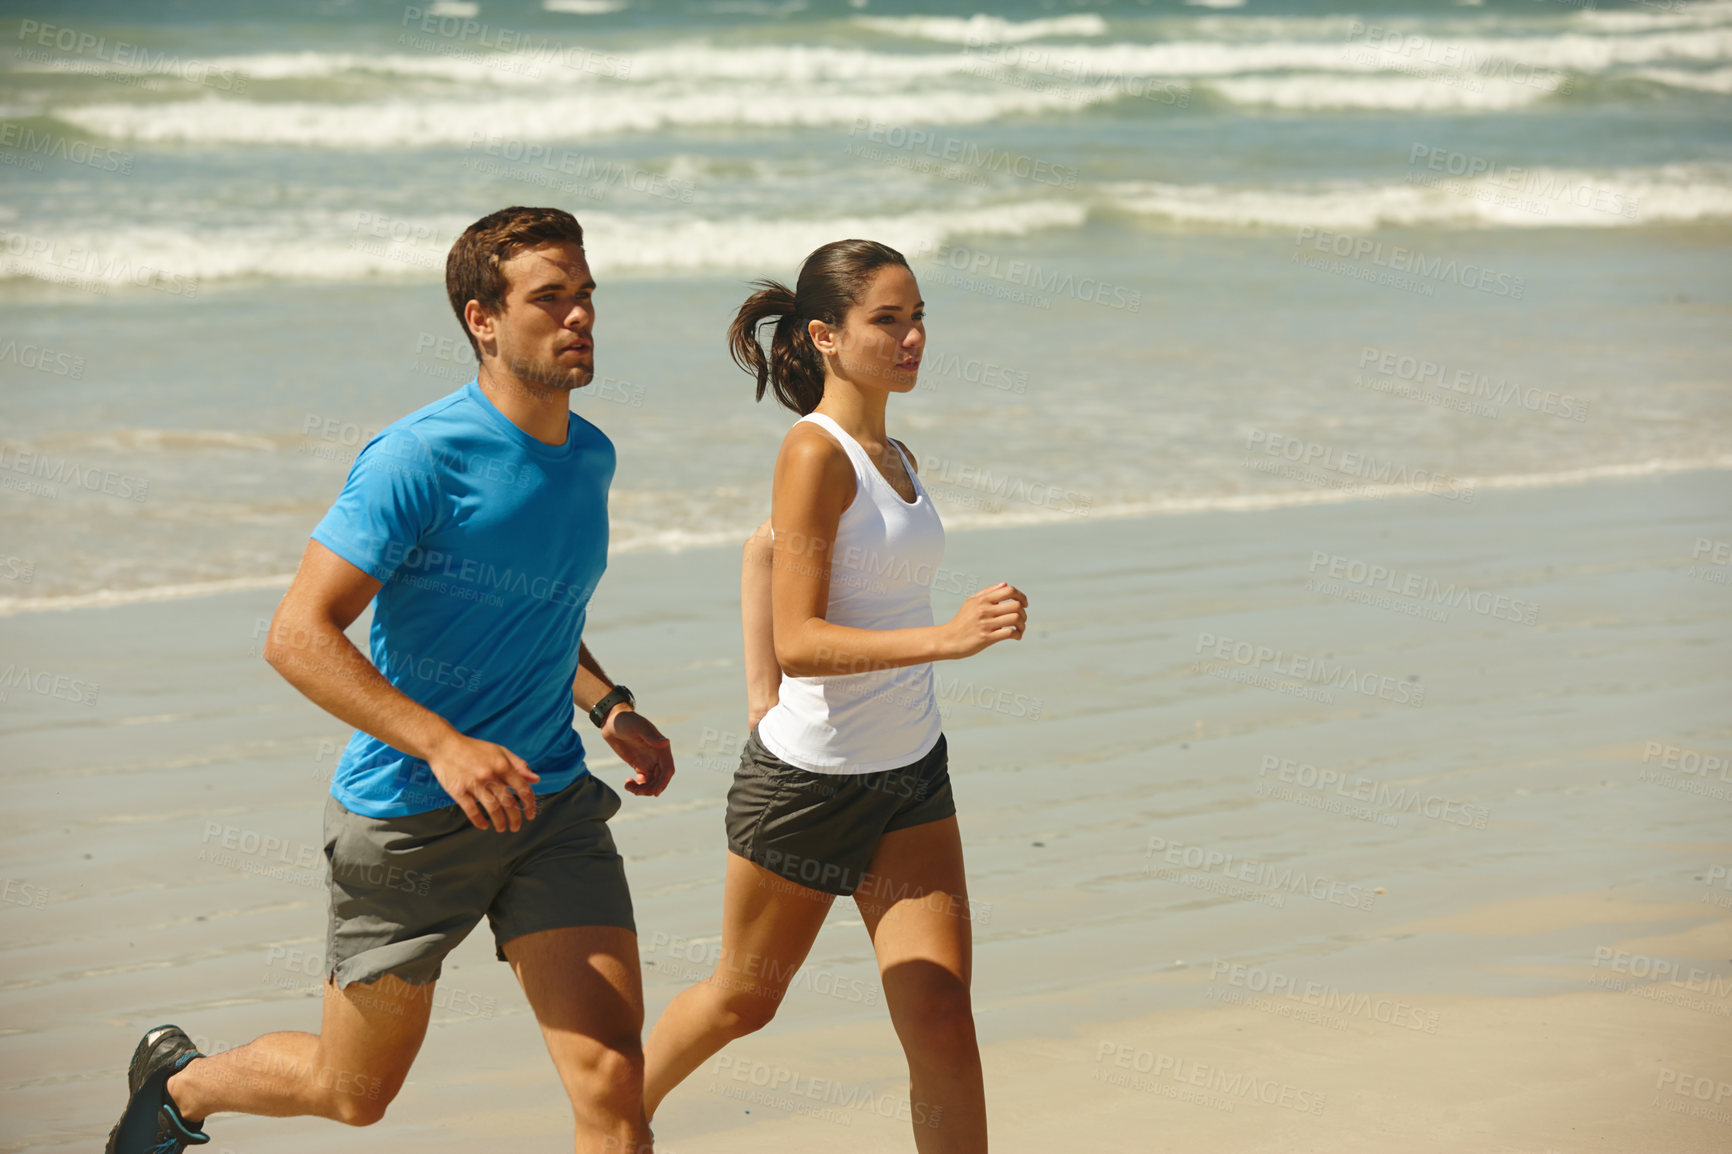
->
<box><xmin>427</xmin><ymin>731</ymin><xmax>541</xmax><ymax>832</ymax></box>
<box><xmin>602</xmin><ymin>709</ymin><xmax>675</xmax><ymax>797</ymax></box>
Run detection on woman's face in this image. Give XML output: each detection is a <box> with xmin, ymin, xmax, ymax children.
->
<box><xmin>818</xmin><ymin>263</ymin><xmax>925</xmax><ymax>393</ymax></box>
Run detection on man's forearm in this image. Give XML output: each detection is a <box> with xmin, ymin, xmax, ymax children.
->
<box><xmin>264</xmin><ymin>613</ymin><xmax>458</xmax><ymax>763</ymax></box>
<box><xmin>572</xmin><ymin>641</ymin><xmax>626</xmax><ymax>717</ymax></box>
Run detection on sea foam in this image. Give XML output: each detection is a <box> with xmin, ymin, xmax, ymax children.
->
<box><xmin>0</xmin><ymin>200</ymin><xmax>1089</xmax><ymax>287</ymax></box>
<box><xmin>1105</xmin><ymin>165</ymin><xmax>1732</xmax><ymax>230</ymax></box>
<box><xmin>853</xmin><ymin>14</ymin><xmax>1109</xmax><ymax>44</ymax></box>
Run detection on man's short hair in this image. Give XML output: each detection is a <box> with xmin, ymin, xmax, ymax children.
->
<box><xmin>446</xmin><ymin>206</ymin><xmax>586</xmax><ymax>361</ymax></box>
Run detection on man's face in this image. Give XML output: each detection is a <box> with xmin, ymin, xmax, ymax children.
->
<box><xmin>481</xmin><ymin>241</ymin><xmax>595</xmax><ymax>392</ymax></box>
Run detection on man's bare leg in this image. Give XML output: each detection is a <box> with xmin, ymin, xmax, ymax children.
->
<box><xmin>506</xmin><ymin>925</ymin><xmax>655</xmax><ymax>1154</ymax></box>
<box><xmin>164</xmin><ymin>973</ymin><xmax>434</xmax><ymax>1126</ymax></box>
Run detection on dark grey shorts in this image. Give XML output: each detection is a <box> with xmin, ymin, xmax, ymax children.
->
<box><xmin>725</xmin><ymin>728</ymin><xmax>955</xmax><ymax>897</ymax></box>
<box><xmin>322</xmin><ymin>772</ymin><xmax>633</xmax><ymax>988</ymax></box>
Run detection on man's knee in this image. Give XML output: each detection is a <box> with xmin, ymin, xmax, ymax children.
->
<box><xmin>567</xmin><ymin>1042</ymin><xmax>645</xmax><ymax>1116</ymax></box>
<box><xmin>598</xmin><ymin>1138</ymin><xmax>656</xmax><ymax>1154</ymax></box>
<box><xmin>331</xmin><ymin>1090</ymin><xmax>392</xmax><ymax>1127</ymax></box>
<box><xmin>307</xmin><ymin>1052</ymin><xmax>404</xmax><ymax>1126</ymax></box>
<box><xmin>320</xmin><ymin>1072</ymin><xmax>399</xmax><ymax>1127</ymax></box>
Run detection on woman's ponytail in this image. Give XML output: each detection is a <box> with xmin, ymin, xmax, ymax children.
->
<box><xmin>728</xmin><ymin>279</ymin><xmax>824</xmax><ymax>415</ymax></box>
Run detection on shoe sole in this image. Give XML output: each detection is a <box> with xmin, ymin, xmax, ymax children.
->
<box><xmin>129</xmin><ymin>1026</ymin><xmax>188</xmax><ymax>1095</ymax></box>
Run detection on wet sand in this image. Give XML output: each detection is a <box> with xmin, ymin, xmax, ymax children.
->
<box><xmin>1</xmin><ymin>468</ymin><xmax>1728</xmax><ymax>1152</ymax></box>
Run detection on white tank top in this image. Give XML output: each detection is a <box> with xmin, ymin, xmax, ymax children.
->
<box><xmin>756</xmin><ymin>412</ymin><xmax>947</xmax><ymax>774</ymax></box>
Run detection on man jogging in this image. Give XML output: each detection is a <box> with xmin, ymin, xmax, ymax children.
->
<box><xmin>106</xmin><ymin>206</ymin><xmax>673</xmax><ymax>1154</ymax></box>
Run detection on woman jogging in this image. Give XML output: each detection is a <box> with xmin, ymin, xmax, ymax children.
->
<box><xmin>641</xmin><ymin>239</ymin><xmax>1027</xmax><ymax>1152</ymax></box>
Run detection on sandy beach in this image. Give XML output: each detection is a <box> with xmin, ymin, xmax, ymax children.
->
<box><xmin>3</xmin><ymin>467</ymin><xmax>1728</xmax><ymax>1153</ymax></box>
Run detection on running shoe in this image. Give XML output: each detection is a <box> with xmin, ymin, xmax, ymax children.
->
<box><xmin>105</xmin><ymin>1025</ymin><xmax>210</xmax><ymax>1153</ymax></box>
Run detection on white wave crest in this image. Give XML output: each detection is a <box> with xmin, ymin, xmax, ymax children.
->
<box><xmin>142</xmin><ymin>50</ymin><xmax>599</xmax><ymax>87</ymax></box>
<box><xmin>1105</xmin><ymin>165</ymin><xmax>1732</xmax><ymax>230</ymax></box>
<box><xmin>939</xmin><ymin>455</ymin><xmax>1732</xmax><ymax>530</ymax></box>
<box><xmin>695</xmin><ymin>27</ymin><xmax>1728</xmax><ymax>79</ymax></box>
<box><xmin>32</xmin><ymin>428</ymin><xmax>300</xmax><ymax>453</ymax></box>
<box><xmin>1630</xmin><ymin>65</ymin><xmax>1732</xmax><ymax>92</ymax></box>
<box><xmin>0</xmin><ymin>573</ymin><xmax>294</xmax><ymax>617</ymax></box>
<box><xmin>17</xmin><ymin>26</ymin><xmax>1725</xmax><ymax>161</ymax></box>
<box><xmin>0</xmin><ymin>200</ymin><xmax>1087</xmax><ymax>287</ymax></box>
<box><xmin>0</xmin><ymin>213</ymin><xmax>473</xmax><ymax>287</ymax></box>
<box><xmin>51</xmin><ymin>78</ymin><xmax>1125</xmax><ymax>147</ymax></box>
<box><xmin>587</xmin><ymin>199</ymin><xmax>1087</xmax><ymax>274</ymax></box>
<box><xmin>854</xmin><ymin>13</ymin><xmax>1107</xmax><ymax>44</ymax></box>
<box><xmin>1205</xmin><ymin>72</ymin><xmax>1569</xmax><ymax>111</ymax></box>
<box><xmin>1572</xmin><ymin>0</ymin><xmax>1732</xmax><ymax>33</ymax></box>
<box><xmin>26</xmin><ymin>25</ymin><xmax>1729</xmax><ymax>95</ymax></box>
<box><xmin>545</xmin><ymin>0</ymin><xmax>629</xmax><ymax>12</ymax></box>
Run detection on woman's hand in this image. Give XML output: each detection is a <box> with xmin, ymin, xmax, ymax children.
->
<box><xmin>746</xmin><ymin>697</ymin><xmax>776</xmax><ymax>731</ymax></box>
<box><xmin>942</xmin><ymin>582</ymin><xmax>1028</xmax><ymax>659</ymax></box>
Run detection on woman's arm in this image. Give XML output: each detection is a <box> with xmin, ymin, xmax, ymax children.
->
<box><xmin>770</xmin><ymin>425</ymin><xmax>1026</xmax><ymax>677</ymax></box>
<box><xmin>741</xmin><ymin>519</ymin><xmax>781</xmax><ymax>727</ymax></box>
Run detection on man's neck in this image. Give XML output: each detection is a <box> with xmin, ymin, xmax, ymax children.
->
<box><xmin>477</xmin><ymin>366</ymin><xmax>572</xmax><ymax>446</ymax></box>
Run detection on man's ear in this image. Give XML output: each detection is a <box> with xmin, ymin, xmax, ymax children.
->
<box><xmin>464</xmin><ymin>299</ymin><xmax>497</xmax><ymax>351</ymax></box>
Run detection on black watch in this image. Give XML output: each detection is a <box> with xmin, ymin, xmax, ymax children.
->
<box><xmin>588</xmin><ymin>684</ymin><xmax>634</xmax><ymax>728</ymax></box>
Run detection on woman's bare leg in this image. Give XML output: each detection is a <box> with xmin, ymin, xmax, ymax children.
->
<box><xmin>641</xmin><ymin>853</ymin><xmax>834</xmax><ymax>1118</ymax></box>
<box><xmin>854</xmin><ymin>816</ymin><xmax>985</xmax><ymax>1153</ymax></box>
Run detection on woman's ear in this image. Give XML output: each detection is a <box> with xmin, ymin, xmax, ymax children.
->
<box><xmin>807</xmin><ymin>317</ymin><xmax>836</xmax><ymax>358</ymax></box>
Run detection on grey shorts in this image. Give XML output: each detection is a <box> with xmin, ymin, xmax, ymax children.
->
<box><xmin>322</xmin><ymin>772</ymin><xmax>633</xmax><ymax>988</ymax></box>
<box><xmin>725</xmin><ymin>728</ymin><xmax>955</xmax><ymax>897</ymax></box>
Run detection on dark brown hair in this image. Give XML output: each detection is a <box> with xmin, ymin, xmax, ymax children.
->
<box><xmin>446</xmin><ymin>206</ymin><xmax>586</xmax><ymax>361</ymax></box>
<box><xmin>728</xmin><ymin>239</ymin><xmax>909</xmax><ymax>415</ymax></box>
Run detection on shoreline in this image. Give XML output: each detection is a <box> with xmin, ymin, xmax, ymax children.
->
<box><xmin>3</xmin><ymin>457</ymin><xmax>1728</xmax><ymax>617</ymax></box>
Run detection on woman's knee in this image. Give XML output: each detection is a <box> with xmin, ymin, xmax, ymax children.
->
<box><xmin>708</xmin><ymin>977</ymin><xmax>786</xmax><ymax>1038</ymax></box>
<box><xmin>890</xmin><ymin>974</ymin><xmax>978</xmax><ymax>1061</ymax></box>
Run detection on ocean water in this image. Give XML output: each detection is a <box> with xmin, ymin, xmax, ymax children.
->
<box><xmin>0</xmin><ymin>0</ymin><xmax>1728</xmax><ymax>606</ymax></box>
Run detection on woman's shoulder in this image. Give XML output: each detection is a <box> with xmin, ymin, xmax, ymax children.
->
<box><xmin>780</xmin><ymin>417</ymin><xmax>848</xmax><ymax>463</ymax></box>
<box><xmin>776</xmin><ymin>419</ymin><xmax>857</xmax><ymax>493</ymax></box>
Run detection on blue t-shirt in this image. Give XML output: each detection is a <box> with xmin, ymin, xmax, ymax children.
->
<box><xmin>311</xmin><ymin>379</ymin><xmax>613</xmax><ymax>818</ymax></box>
